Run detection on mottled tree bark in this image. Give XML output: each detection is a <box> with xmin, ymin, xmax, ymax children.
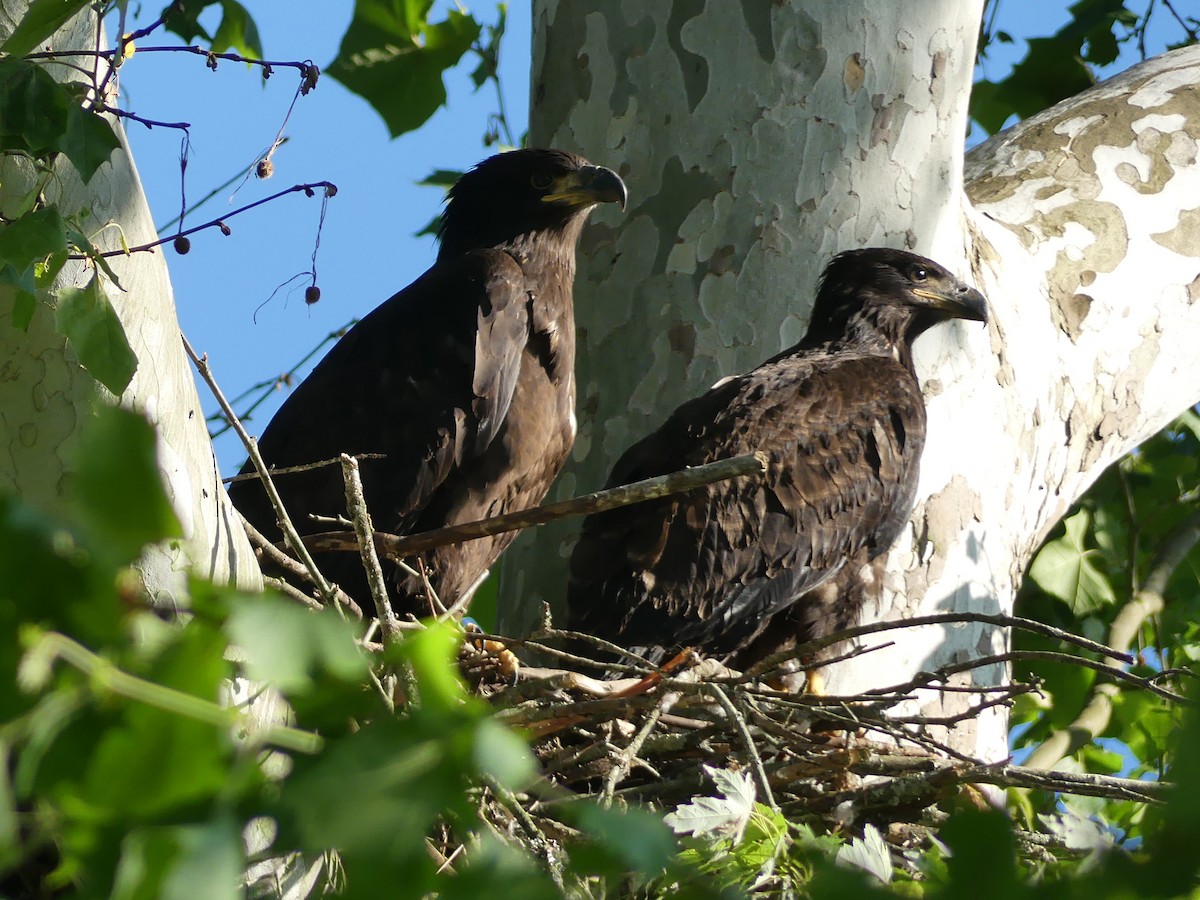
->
<box><xmin>504</xmin><ymin>2</ymin><xmax>1200</xmax><ymax>764</ymax></box>
<box><xmin>0</xmin><ymin>5</ymin><xmax>259</xmax><ymax>597</ymax></box>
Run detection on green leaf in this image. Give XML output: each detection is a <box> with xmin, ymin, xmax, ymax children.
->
<box><xmin>160</xmin><ymin>818</ymin><xmax>242</xmax><ymax>900</ymax></box>
<box><xmin>969</xmin><ymin>0</ymin><xmax>1135</xmax><ymax>136</ymax></box>
<box><xmin>225</xmin><ymin>594</ymin><xmax>367</xmax><ymax>694</ymax></box>
<box><xmin>328</xmin><ymin>1</ymin><xmax>481</xmax><ymax>138</ymax></box>
<box><xmin>55</xmin><ymin>275</ymin><xmax>138</xmax><ymax>395</ymax></box>
<box><xmin>277</xmin><ymin>721</ymin><xmax>457</xmax><ymax>856</ymax></box>
<box><xmin>469</xmin><ymin>4</ymin><xmax>506</xmax><ymax>88</ymax></box>
<box><xmin>72</xmin><ymin>406</ymin><xmax>181</xmax><ymax>564</ymax></box>
<box><xmin>418</xmin><ymin>167</ymin><xmax>465</xmax><ymax>188</ymax></box>
<box><xmin>472</xmin><ymin>718</ymin><xmax>535</xmax><ymax>789</ymax></box>
<box><xmin>160</xmin><ymin>0</ymin><xmax>211</xmax><ymax>42</ymax></box>
<box><xmin>210</xmin><ymin>0</ymin><xmax>263</xmax><ymax>57</ymax></box>
<box><xmin>0</xmin><ymin>206</ymin><xmax>68</xmax><ymax>274</ymax></box>
<box><xmin>0</xmin><ymin>58</ymin><xmax>72</xmax><ymax>153</ymax></box>
<box><xmin>1027</xmin><ymin>508</ymin><xmax>1116</xmax><ymax>615</ymax></box>
<box><xmin>82</xmin><ymin>676</ymin><xmax>230</xmax><ymax>817</ymax></box>
<box><xmin>574</xmin><ymin>803</ymin><xmax>678</xmax><ymax>877</ymax></box>
<box><xmin>0</xmin><ymin>0</ymin><xmax>92</xmax><ymax>57</ymax></box>
<box><xmin>113</xmin><ymin>818</ymin><xmax>244</xmax><ymax>900</ymax></box>
<box><xmin>401</xmin><ymin>619</ymin><xmax>469</xmax><ymax>712</ymax></box>
<box><xmin>938</xmin><ymin>810</ymin><xmax>1020</xmax><ymax>897</ymax></box>
<box><xmin>62</xmin><ymin>104</ymin><xmax>120</xmax><ymax>182</ymax></box>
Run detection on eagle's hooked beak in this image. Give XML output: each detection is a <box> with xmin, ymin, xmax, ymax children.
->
<box><xmin>912</xmin><ymin>282</ymin><xmax>989</xmax><ymax>324</ymax></box>
<box><xmin>542</xmin><ymin>165</ymin><xmax>628</xmax><ymax>211</ymax></box>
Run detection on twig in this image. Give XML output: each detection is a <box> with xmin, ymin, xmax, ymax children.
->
<box><xmin>301</xmin><ymin>452</ymin><xmax>768</xmax><ymax>557</ymax></box>
<box><xmin>224</xmin><ymin>453</ymin><xmax>386</xmax><ymax>484</ymax></box>
<box><xmin>261</xmin><ymin>575</ymin><xmax>323</xmax><ymax>612</ymax></box>
<box><xmin>242</xmin><ymin>519</ymin><xmax>364</xmax><ymax>619</ymax></box>
<box><xmin>742</xmin><ymin>610</ymin><xmax>1136</xmax><ymax>681</ymax></box>
<box><xmin>601</xmin><ymin>702</ymin><xmax>667</xmax><ymax>805</ymax></box>
<box><xmin>183</xmin><ymin>336</ymin><xmax>340</xmax><ymax>611</ymax></box>
<box><xmin>927</xmin><ymin>651</ymin><xmax>1190</xmax><ymax>705</ymax></box>
<box><xmin>952</xmin><ymin>764</ymin><xmax>1169</xmax><ymax>804</ymax></box>
<box><xmin>708</xmin><ymin>684</ymin><xmax>779</xmax><ymax>812</ymax></box>
<box><xmin>340</xmin><ymin>454</ymin><xmax>402</xmax><ymax>643</ymax></box>
<box><xmin>77</xmin><ymin>182</ymin><xmax>336</xmax><ymax>259</ymax></box>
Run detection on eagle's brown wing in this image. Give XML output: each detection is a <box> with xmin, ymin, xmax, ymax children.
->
<box><xmin>567</xmin><ymin>350</ymin><xmax>925</xmax><ymax>663</ymax></box>
<box><xmin>228</xmin><ymin>249</ymin><xmax>533</xmax><ymax>608</ymax></box>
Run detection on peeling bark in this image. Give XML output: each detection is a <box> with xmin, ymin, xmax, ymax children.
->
<box><xmin>507</xmin><ymin>3</ymin><xmax>1200</xmax><ymax>764</ymax></box>
<box><xmin>0</xmin><ymin>6</ymin><xmax>259</xmax><ymax>596</ymax></box>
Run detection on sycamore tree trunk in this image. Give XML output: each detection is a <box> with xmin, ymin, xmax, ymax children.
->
<box><xmin>0</xmin><ymin>4</ymin><xmax>259</xmax><ymax>597</ymax></box>
<box><xmin>502</xmin><ymin>3</ymin><xmax>1200</xmax><ymax>764</ymax></box>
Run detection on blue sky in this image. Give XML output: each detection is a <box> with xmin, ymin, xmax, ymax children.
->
<box><xmin>111</xmin><ymin>2</ymin><xmax>1174</xmax><ymax>475</ymax></box>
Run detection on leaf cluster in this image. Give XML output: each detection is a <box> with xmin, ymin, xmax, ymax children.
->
<box><xmin>0</xmin><ymin>407</ymin><xmax>705</xmax><ymax>897</ymax></box>
<box><xmin>972</xmin><ymin>0</ymin><xmax>1198</xmax><ymax>135</ymax></box>
<box><xmin>1012</xmin><ymin>413</ymin><xmax>1200</xmax><ymax>845</ymax></box>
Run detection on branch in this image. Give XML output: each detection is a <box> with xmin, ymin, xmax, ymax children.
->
<box><xmin>301</xmin><ymin>452</ymin><xmax>768</xmax><ymax>557</ymax></box>
<box><xmin>242</xmin><ymin>519</ymin><xmax>365</xmax><ymax>620</ymax></box>
<box><xmin>75</xmin><ymin>182</ymin><xmax>336</xmax><ymax>259</ymax></box>
<box><xmin>183</xmin><ymin>336</ymin><xmax>343</xmax><ymax>613</ymax></box>
<box><xmin>340</xmin><ymin>454</ymin><xmax>402</xmax><ymax>643</ymax></box>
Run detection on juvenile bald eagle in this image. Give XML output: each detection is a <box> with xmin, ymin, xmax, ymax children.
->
<box><xmin>229</xmin><ymin>149</ymin><xmax>626</xmax><ymax>615</ymax></box>
<box><xmin>567</xmin><ymin>248</ymin><xmax>987</xmax><ymax>668</ymax></box>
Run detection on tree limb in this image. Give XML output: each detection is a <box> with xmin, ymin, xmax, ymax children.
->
<box><xmin>299</xmin><ymin>452</ymin><xmax>768</xmax><ymax>558</ymax></box>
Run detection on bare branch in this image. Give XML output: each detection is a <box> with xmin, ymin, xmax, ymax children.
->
<box><xmin>182</xmin><ymin>336</ymin><xmax>343</xmax><ymax>613</ymax></box>
<box><xmin>300</xmin><ymin>452</ymin><xmax>768</xmax><ymax>558</ymax></box>
<box><xmin>340</xmin><ymin>454</ymin><xmax>402</xmax><ymax>643</ymax></box>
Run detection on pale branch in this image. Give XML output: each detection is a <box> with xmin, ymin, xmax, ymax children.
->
<box><xmin>1025</xmin><ymin>508</ymin><xmax>1200</xmax><ymax>771</ymax></box>
<box><xmin>183</xmin><ymin>335</ymin><xmax>342</xmax><ymax>613</ymax></box>
<box><xmin>340</xmin><ymin>454</ymin><xmax>402</xmax><ymax>643</ymax></box>
<box><xmin>949</xmin><ymin>764</ymin><xmax>1169</xmax><ymax>804</ymax></box>
<box><xmin>77</xmin><ymin>182</ymin><xmax>336</xmax><ymax>259</ymax></box>
<box><xmin>299</xmin><ymin>452</ymin><xmax>768</xmax><ymax>559</ymax></box>
<box><xmin>802</xmin><ymin>758</ymin><xmax>1167</xmax><ymax>815</ymax></box>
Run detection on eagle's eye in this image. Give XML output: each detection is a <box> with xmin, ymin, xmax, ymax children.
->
<box><xmin>531</xmin><ymin>172</ymin><xmax>554</xmax><ymax>190</ymax></box>
<box><xmin>911</xmin><ymin>267</ymin><xmax>929</xmax><ymax>282</ymax></box>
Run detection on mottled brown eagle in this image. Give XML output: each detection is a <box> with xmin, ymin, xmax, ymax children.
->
<box><xmin>229</xmin><ymin>149</ymin><xmax>626</xmax><ymax>614</ymax></box>
<box><xmin>567</xmin><ymin>248</ymin><xmax>987</xmax><ymax>669</ymax></box>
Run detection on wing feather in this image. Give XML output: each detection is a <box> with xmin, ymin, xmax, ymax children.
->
<box><xmin>567</xmin><ymin>350</ymin><xmax>925</xmax><ymax>661</ymax></box>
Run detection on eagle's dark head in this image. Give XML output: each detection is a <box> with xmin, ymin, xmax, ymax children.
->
<box><xmin>437</xmin><ymin>149</ymin><xmax>627</xmax><ymax>260</ymax></box>
<box><xmin>806</xmin><ymin>248</ymin><xmax>988</xmax><ymax>349</ymax></box>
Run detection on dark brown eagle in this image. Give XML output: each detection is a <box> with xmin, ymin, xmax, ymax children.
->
<box><xmin>229</xmin><ymin>149</ymin><xmax>626</xmax><ymax>615</ymax></box>
<box><xmin>566</xmin><ymin>248</ymin><xmax>987</xmax><ymax>669</ymax></box>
